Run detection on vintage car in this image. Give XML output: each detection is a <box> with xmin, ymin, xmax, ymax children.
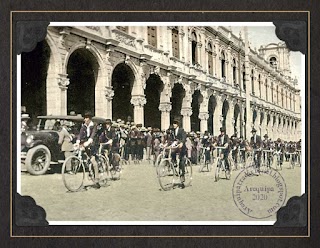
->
<box><xmin>21</xmin><ymin>115</ymin><xmax>106</xmax><ymax>175</ymax></box>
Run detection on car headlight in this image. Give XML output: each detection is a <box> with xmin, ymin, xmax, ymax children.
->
<box><xmin>26</xmin><ymin>135</ymin><xmax>34</xmax><ymax>145</ymax></box>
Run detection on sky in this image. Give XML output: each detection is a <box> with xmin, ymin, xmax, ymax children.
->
<box><xmin>230</xmin><ymin>25</ymin><xmax>303</xmax><ymax>86</ymax></box>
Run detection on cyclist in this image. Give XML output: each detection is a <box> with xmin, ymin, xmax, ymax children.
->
<box><xmin>171</xmin><ymin>119</ymin><xmax>187</xmax><ymax>185</ymax></box>
<box><xmin>230</xmin><ymin>132</ymin><xmax>239</xmax><ymax>170</ymax></box>
<box><xmin>274</xmin><ymin>138</ymin><xmax>284</xmax><ymax>167</ymax></box>
<box><xmin>216</xmin><ymin>127</ymin><xmax>230</xmax><ymax>171</ymax></box>
<box><xmin>201</xmin><ymin>131</ymin><xmax>212</xmax><ymax>164</ymax></box>
<box><xmin>250</xmin><ymin>128</ymin><xmax>262</xmax><ymax>173</ymax></box>
<box><xmin>99</xmin><ymin>119</ymin><xmax>118</xmax><ymax>170</ymax></box>
<box><xmin>262</xmin><ymin>134</ymin><xmax>273</xmax><ymax>168</ymax></box>
<box><xmin>75</xmin><ymin>111</ymin><xmax>100</xmax><ymax>188</ymax></box>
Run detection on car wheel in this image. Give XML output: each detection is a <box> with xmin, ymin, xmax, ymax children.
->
<box><xmin>25</xmin><ymin>145</ymin><xmax>51</xmax><ymax>175</ymax></box>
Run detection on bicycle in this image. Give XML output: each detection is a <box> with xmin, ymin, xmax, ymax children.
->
<box><xmin>245</xmin><ymin>148</ymin><xmax>262</xmax><ymax>175</ymax></box>
<box><xmin>199</xmin><ymin>146</ymin><xmax>212</xmax><ymax>172</ymax></box>
<box><xmin>104</xmin><ymin>148</ymin><xmax>122</xmax><ymax>180</ymax></box>
<box><xmin>273</xmin><ymin>150</ymin><xmax>283</xmax><ymax>171</ymax></box>
<box><xmin>287</xmin><ymin>152</ymin><xmax>297</xmax><ymax>169</ymax></box>
<box><xmin>214</xmin><ymin>146</ymin><xmax>231</xmax><ymax>181</ymax></box>
<box><xmin>61</xmin><ymin>145</ymin><xmax>108</xmax><ymax>192</ymax></box>
<box><xmin>157</xmin><ymin>147</ymin><xmax>193</xmax><ymax>191</ymax></box>
<box><xmin>237</xmin><ymin>148</ymin><xmax>246</xmax><ymax>169</ymax></box>
<box><xmin>262</xmin><ymin>149</ymin><xmax>273</xmax><ymax>169</ymax></box>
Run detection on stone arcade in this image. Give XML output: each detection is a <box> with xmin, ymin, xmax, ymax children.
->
<box><xmin>21</xmin><ymin>25</ymin><xmax>301</xmax><ymax>141</ymax></box>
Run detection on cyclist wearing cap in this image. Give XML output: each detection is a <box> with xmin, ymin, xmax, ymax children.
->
<box><xmin>171</xmin><ymin>119</ymin><xmax>187</xmax><ymax>184</ymax></box>
<box><xmin>99</xmin><ymin>119</ymin><xmax>117</xmax><ymax>168</ymax></box>
<box><xmin>75</xmin><ymin>111</ymin><xmax>100</xmax><ymax>186</ymax></box>
<box><xmin>216</xmin><ymin>127</ymin><xmax>230</xmax><ymax>171</ymax></box>
<box><xmin>250</xmin><ymin>128</ymin><xmax>262</xmax><ymax>172</ymax></box>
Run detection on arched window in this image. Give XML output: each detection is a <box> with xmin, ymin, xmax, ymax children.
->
<box><xmin>208</xmin><ymin>42</ymin><xmax>213</xmax><ymax>75</ymax></box>
<box><xmin>172</xmin><ymin>27</ymin><xmax>179</xmax><ymax>58</ymax></box>
<box><xmin>269</xmin><ymin>56</ymin><xmax>278</xmax><ymax>69</ymax></box>
<box><xmin>281</xmin><ymin>89</ymin><xmax>284</xmax><ymax>107</ymax></box>
<box><xmin>191</xmin><ymin>32</ymin><xmax>198</xmax><ymax>65</ymax></box>
<box><xmin>251</xmin><ymin>69</ymin><xmax>255</xmax><ymax>95</ymax></box>
<box><xmin>258</xmin><ymin>74</ymin><xmax>261</xmax><ymax>98</ymax></box>
<box><xmin>276</xmin><ymin>86</ymin><xmax>279</xmax><ymax>105</ymax></box>
<box><xmin>290</xmin><ymin>93</ymin><xmax>292</xmax><ymax>110</ymax></box>
<box><xmin>232</xmin><ymin>58</ymin><xmax>237</xmax><ymax>85</ymax></box>
<box><xmin>116</xmin><ymin>26</ymin><xmax>128</xmax><ymax>33</ymax></box>
<box><xmin>221</xmin><ymin>51</ymin><xmax>226</xmax><ymax>78</ymax></box>
<box><xmin>271</xmin><ymin>81</ymin><xmax>274</xmax><ymax>103</ymax></box>
<box><xmin>242</xmin><ymin>64</ymin><xmax>246</xmax><ymax>91</ymax></box>
<box><xmin>265</xmin><ymin>79</ymin><xmax>268</xmax><ymax>101</ymax></box>
<box><xmin>147</xmin><ymin>26</ymin><xmax>157</xmax><ymax>47</ymax></box>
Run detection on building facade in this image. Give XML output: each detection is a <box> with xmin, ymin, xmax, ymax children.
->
<box><xmin>22</xmin><ymin>25</ymin><xmax>301</xmax><ymax>141</ymax></box>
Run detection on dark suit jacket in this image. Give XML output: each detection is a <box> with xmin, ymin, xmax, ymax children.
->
<box><xmin>250</xmin><ymin>135</ymin><xmax>262</xmax><ymax>149</ymax></box>
<box><xmin>217</xmin><ymin>134</ymin><xmax>230</xmax><ymax>154</ymax></box>
<box><xmin>173</xmin><ymin>127</ymin><xmax>187</xmax><ymax>155</ymax></box>
<box><xmin>77</xmin><ymin>121</ymin><xmax>97</xmax><ymax>143</ymax></box>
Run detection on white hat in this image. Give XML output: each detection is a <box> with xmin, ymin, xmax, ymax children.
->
<box><xmin>21</xmin><ymin>113</ymin><xmax>30</xmax><ymax>119</ymax></box>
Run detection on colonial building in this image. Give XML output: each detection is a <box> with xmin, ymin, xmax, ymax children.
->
<box><xmin>21</xmin><ymin>25</ymin><xmax>301</xmax><ymax>141</ymax></box>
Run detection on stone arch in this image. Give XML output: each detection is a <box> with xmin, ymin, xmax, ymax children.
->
<box><xmin>64</xmin><ymin>42</ymin><xmax>109</xmax><ymax>116</ymax></box>
<box><xmin>208</xmin><ymin>94</ymin><xmax>217</xmax><ymax>135</ymax></box>
<box><xmin>45</xmin><ymin>31</ymin><xmax>62</xmax><ymax>75</ymax></box>
<box><xmin>170</xmin><ymin>82</ymin><xmax>186</xmax><ymax>124</ymax></box>
<box><xmin>191</xmin><ymin>89</ymin><xmax>203</xmax><ymax>132</ymax></box>
<box><xmin>66</xmin><ymin>48</ymin><xmax>100</xmax><ymax>115</ymax></box>
<box><xmin>112</xmin><ymin>58</ymin><xmax>141</xmax><ymax>95</ymax></box>
<box><xmin>234</xmin><ymin>103</ymin><xmax>241</xmax><ymax>134</ymax></box>
<box><xmin>144</xmin><ymin>73</ymin><xmax>164</xmax><ymax>128</ymax></box>
<box><xmin>111</xmin><ymin>62</ymin><xmax>136</xmax><ymax>122</ymax></box>
<box><xmin>21</xmin><ymin>40</ymin><xmax>51</xmax><ymax>118</ymax></box>
<box><xmin>222</xmin><ymin>99</ymin><xmax>229</xmax><ymax>131</ymax></box>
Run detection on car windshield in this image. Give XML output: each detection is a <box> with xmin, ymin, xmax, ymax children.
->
<box><xmin>37</xmin><ymin>118</ymin><xmax>82</xmax><ymax>132</ymax></box>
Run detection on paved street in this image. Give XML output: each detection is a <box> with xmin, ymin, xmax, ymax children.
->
<box><xmin>20</xmin><ymin>160</ymin><xmax>302</xmax><ymax>222</ymax></box>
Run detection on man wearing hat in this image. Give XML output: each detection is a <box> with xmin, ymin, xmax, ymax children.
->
<box><xmin>99</xmin><ymin>119</ymin><xmax>117</xmax><ymax>167</ymax></box>
<box><xmin>217</xmin><ymin>127</ymin><xmax>231</xmax><ymax>171</ymax></box>
<box><xmin>250</xmin><ymin>128</ymin><xmax>262</xmax><ymax>173</ymax></box>
<box><xmin>172</xmin><ymin>119</ymin><xmax>187</xmax><ymax>184</ymax></box>
<box><xmin>21</xmin><ymin>113</ymin><xmax>30</xmax><ymax>132</ymax></box>
<box><xmin>76</xmin><ymin>111</ymin><xmax>100</xmax><ymax>187</ymax></box>
<box><xmin>262</xmin><ymin>134</ymin><xmax>272</xmax><ymax>168</ymax></box>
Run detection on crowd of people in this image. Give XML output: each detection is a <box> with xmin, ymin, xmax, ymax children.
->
<box><xmin>57</xmin><ymin>112</ymin><xmax>301</xmax><ymax>173</ymax></box>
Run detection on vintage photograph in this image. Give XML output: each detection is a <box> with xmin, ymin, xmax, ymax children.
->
<box><xmin>18</xmin><ymin>23</ymin><xmax>304</xmax><ymax>224</ymax></box>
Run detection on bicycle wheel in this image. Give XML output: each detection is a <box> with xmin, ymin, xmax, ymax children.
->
<box><xmin>214</xmin><ymin>158</ymin><xmax>221</xmax><ymax>182</ymax></box>
<box><xmin>157</xmin><ymin>159</ymin><xmax>174</xmax><ymax>191</ymax></box>
<box><xmin>97</xmin><ymin>155</ymin><xmax>109</xmax><ymax>186</ymax></box>
<box><xmin>199</xmin><ymin>154</ymin><xmax>205</xmax><ymax>172</ymax></box>
<box><xmin>206</xmin><ymin>159</ymin><xmax>212</xmax><ymax>172</ymax></box>
<box><xmin>62</xmin><ymin>156</ymin><xmax>85</xmax><ymax>192</ymax></box>
<box><xmin>183</xmin><ymin>158</ymin><xmax>193</xmax><ymax>187</ymax></box>
<box><xmin>275</xmin><ymin>154</ymin><xmax>282</xmax><ymax>171</ymax></box>
<box><xmin>290</xmin><ymin>156</ymin><xmax>295</xmax><ymax>169</ymax></box>
<box><xmin>155</xmin><ymin>153</ymin><xmax>163</xmax><ymax>169</ymax></box>
<box><xmin>109</xmin><ymin>153</ymin><xmax>121</xmax><ymax>180</ymax></box>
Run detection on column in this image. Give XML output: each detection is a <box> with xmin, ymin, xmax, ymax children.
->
<box><xmin>159</xmin><ymin>103</ymin><xmax>172</xmax><ymax>131</ymax></box>
<box><xmin>179</xmin><ymin>28</ymin><xmax>185</xmax><ymax>61</ymax></box>
<box><xmin>261</xmin><ymin>110</ymin><xmax>268</xmax><ymax>137</ymax></box>
<box><xmin>130</xmin><ymin>95</ymin><xmax>146</xmax><ymax>126</ymax></box>
<box><xmin>167</xmin><ymin>27</ymin><xmax>173</xmax><ymax>57</ymax></box>
<box><xmin>181</xmin><ymin>108</ymin><xmax>192</xmax><ymax>132</ymax></box>
<box><xmin>199</xmin><ymin>113</ymin><xmax>209</xmax><ymax>133</ymax></box>
<box><xmin>183</xmin><ymin>27</ymin><xmax>190</xmax><ymax>65</ymax></box>
<box><xmin>215</xmin><ymin>37</ymin><xmax>220</xmax><ymax>78</ymax></box>
<box><xmin>104</xmin><ymin>87</ymin><xmax>114</xmax><ymax>119</ymax></box>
